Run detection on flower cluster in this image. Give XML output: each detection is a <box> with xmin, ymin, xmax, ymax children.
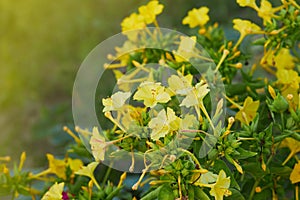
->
<box><xmin>0</xmin><ymin>0</ymin><xmax>299</xmax><ymax>200</ymax></box>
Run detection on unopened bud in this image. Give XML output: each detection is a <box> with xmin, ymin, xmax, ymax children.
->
<box><xmin>223</xmin><ymin>49</ymin><xmax>230</xmax><ymax>56</ymax></box>
<box><xmin>287</xmin><ymin>94</ymin><xmax>293</xmax><ymax>101</ymax></box>
<box><xmin>199</xmin><ymin>28</ymin><xmax>206</xmax><ymax>35</ymax></box>
<box><xmin>235</xmin><ymin>62</ymin><xmax>243</xmax><ymax>69</ymax></box>
<box><xmin>255</xmin><ymin>186</ymin><xmax>262</xmax><ymax>193</ymax></box>
<box><xmin>228</xmin><ymin>117</ymin><xmax>235</xmax><ymax>125</ymax></box>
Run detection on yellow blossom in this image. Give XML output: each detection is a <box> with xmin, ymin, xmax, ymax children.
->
<box><xmin>148</xmin><ymin>107</ymin><xmax>181</xmax><ymax>141</ymax></box>
<box><xmin>280</xmin><ymin>137</ymin><xmax>300</xmax><ymax>165</ymax></box>
<box><xmin>180</xmin><ymin>81</ymin><xmax>210</xmax><ymax>108</ymax></box>
<box><xmin>41</xmin><ymin>182</ymin><xmax>64</xmax><ymax>200</ymax></box>
<box><xmin>290</xmin><ymin>161</ymin><xmax>300</xmax><ymax>184</ymax></box>
<box><xmin>235</xmin><ymin>96</ymin><xmax>260</xmax><ymax>125</ymax></box>
<box><xmin>174</xmin><ymin>36</ymin><xmax>197</xmax><ymax>62</ymax></box>
<box><xmin>90</xmin><ymin>127</ymin><xmax>107</xmax><ymax>162</ymax></box>
<box><xmin>167</xmin><ymin>74</ymin><xmax>193</xmax><ymax>95</ymax></box>
<box><xmin>199</xmin><ymin>171</ymin><xmax>218</xmax><ymax>184</ymax></box>
<box><xmin>133</xmin><ymin>81</ymin><xmax>171</xmax><ymax>108</ymax></box>
<box><xmin>37</xmin><ymin>154</ymin><xmax>83</xmax><ymax>180</ymax></box>
<box><xmin>236</xmin><ymin>0</ymin><xmax>258</xmax><ymax>9</ymax></box>
<box><xmin>275</xmin><ymin>48</ymin><xmax>296</xmax><ymax>70</ymax></box>
<box><xmin>138</xmin><ymin>0</ymin><xmax>164</xmax><ymax>24</ymax></box>
<box><xmin>181</xmin><ymin>114</ymin><xmax>199</xmax><ymax>130</ymax></box>
<box><xmin>121</xmin><ymin>13</ymin><xmax>146</xmax><ymax>41</ymax></box>
<box><xmin>102</xmin><ymin>91</ymin><xmax>131</xmax><ymax>112</ymax></box>
<box><xmin>121</xmin><ymin>13</ymin><xmax>145</xmax><ymax>32</ymax></box>
<box><xmin>75</xmin><ymin>162</ymin><xmax>100</xmax><ymax>189</ymax></box>
<box><xmin>233</xmin><ymin>19</ymin><xmax>261</xmax><ymax>47</ymax></box>
<box><xmin>276</xmin><ymin>69</ymin><xmax>300</xmax><ymax>90</ymax></box>
<box><xmin>182</xmin><ymin>7</ymin><xmax>210</xmax><ymax>28</ymax></box>
<box><xmin>209</xmin><ymin>170</ymin><xmax>232</xmax><ymax>200</ymax></box>
<box><xmin>257</xmin><ymin>0</ymin><xmax>277</xmax><ymax>25</ymax></box>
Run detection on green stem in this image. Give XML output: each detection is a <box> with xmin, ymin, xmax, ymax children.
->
<box><xmin>280</xmin><ymin>112</ymin><xmax>285</xmax><ymax>130</ymax></box>
<box><xmin>249</xmin><ymin>178</ymin><xmax>260</xmax><ymax>200</ymax></box>
<box><xmin>101</xmin><ymin>162</ymin><xmax>113</xmax><ymax>187</ymax></box>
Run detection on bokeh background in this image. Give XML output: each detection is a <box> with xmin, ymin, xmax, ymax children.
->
<box><xmin>0</xmin><ymin>0</ymin><xmax>266</xmax><ymax>168</ymax></box>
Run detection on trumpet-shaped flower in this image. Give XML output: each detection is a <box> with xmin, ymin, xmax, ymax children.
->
<box><xmin>90</xmin><ymin>127</ymin><xmax>107</xmax><ymax>162</ymax></box>
<box><xmin>182</xmin><ymin>7</ymin><xmax>210</xmax><ymax>28</ymax></box>
<box><xmin>233</xmin><ymin>19</ymin><xmax>261</xmax><ymax>36</ymax></box>
<box><xmin>235</xmin><ymin>96</ymin><xmax>259</xmax><ymax>125</ymax></box>
<box><xmin>209</xmin><ymin>170</ymin><xmax>232</xmax><ymax>200</ymax></box>
<box><xmin>257</xmin><ymin>0</ymin><xmax>277</xmax><ymax>25</ymax></box>
<box><xmin>133</xmin><ymin>81</ymin><xmax>171</xmax><ymax>108</ymax></box>
<box><xmin>138</xmin><ymin>0</ymin><xmax>164</xmax><ymax>24</ymax></box>
<box><xmin>75</xmin><ymin>162</ymin><xmax>100</xmax><ymax>189</ymax></box>
<box><xmin>199</xmin><ymin>171</ymin><xmax>218</xmax><ymax>184</ymax></box>
<box><xmin>181</xmin><ymin>114</ymin><xmax>199</xmax><ymax>130</ymax></box>
<box><xmin>121</xmin><ymin>13</ymin><xmax>146</xmax><ymax>41</ymax></box>
<box><xmin>180</xmin><ymin>81</ymin><xmax>210</xmax><ymax>108</ymax></box>
<box><xmin>102</xmin><ymin>91</ymin><xmax>131</xmax><ymax>112</ymax></box>
<box><xmin>148</xmin><ymin>107</ymin><xmax>181</xmax><ymax>141</ymax></box>
<box><xmin>290</xmin><ymin>161</ymin><xmax>300</xmax><ymax>184</ymax></box>
<box><xmin>261</xmin><ymin>48</ymin><xmax>296</xmax><ymax>70</ymax></box>
<box><xmin>174</xmin><ymin>36</ymin><xmax>197</xmax><ymax>62</ymax></box>
<box><xmin>168</xmin><ymin>74</ymin><xmax>193</xmax><ymax>95</ymax></box>
<box><xmin>121</xmin><ymin>13</ymin><xmax>145</xmax><ymax>32</ymax></box>
<box><xmin>41</xmin><ymin>182</ymin><xmax>64</xmax><ymax>200</ymax></box>
<box><xmin>236</xmin><ymin>0</ymin><xmax>258</xmax><ymax>9</ymax></box>
<box><xmin>45</xmin><ymin>154</ymin><xmax>83</xmax><ymax>180</ymax></box>
<box><xmin>280</xmin><ymin>137</ymin><xmax>300</xmax><ymax>165</ymax></box>
<box><xmin>276</xmin><ymin>69</ymin><xmax>300</xmax><ymax>90</ymax></box>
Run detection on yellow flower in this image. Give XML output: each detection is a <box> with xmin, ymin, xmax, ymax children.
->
<box><xmin>46</xmin><ymin>154</ymin><xmax>67</xmax><ymax>179</ymax></box>
<box><xmin>40</xmin><ymin>154</ymin><xmax>83</xmax><ymax>180</ymax></box>
<box><xmin>133</xmin><ymin>81</ymin><xmax>171</xmax><ymax>108</ymax></box>
<box><xmin>280</xmin><ymin>137</ymin><xmax>300</xmax><ymax>165</ymax></box>
<box><xmin>168</xmin><ymin>74</ymin><xmax>193</xmax><ymax>95</ymax></box>
<box><xmin>180</xmin><ymin>81</ymin><xmax>210</xmax><ymax>108</ymax></box>
<box><xmin>257</xmin><ymin>0</ymin><xmax>277</xmax><ymax>25</ymax></box>
<box><xmin>233</xmin><ymin>19</ymin><xmax>261</xmax><ymax>47</ymax></box>
<box><xmin>102</xmin><ymin>91</ymin><xmax>131</xmax><ymax>112</ymax></box>
<box><xmin>121</xmin><ymin>13</ymin><xmax>145</xmax><ymax>32</ymax></box>
<box><xmin>290</xmin><ymin>161</ymin><xmax>300</xmax><ymax>184</ymax></box>
<box><xmin>199</xmin><ymin>171</ymin><xmax>218</xmax><ymax>184</ymax></box>
<box><xmin>276</xmin><ymin>69</ymin><xmax>300</xmax><ymax>90</ymax></box>
<box><xmin>182</xmin><ymin>7</ymin><xmax>210</xmax><ymax>28</ymax></box>
<box><xmin>148</xmin><ymin>107</ymin><xmax>181</xmax><ymax>141</ymax></box>
<box><xmin>235</xmin><ymin>96</ymin><xmax>260</xmax><ymax>125</ymax></box>
<box><xmin>90</xmin><ymin>127</ymin><xmax>107</xmax><ymax>162</ymax></box>
<box><xmin>174</xmin><ymin>36</ymin><xmax>197</xmax><ymax>62</ymax></box>
<box><xmin>138</xmin><ymin>0</ymin><xmax>164</xmax><ymax>24</ymax></box>
<box><xmin>75</xmin><ymin>162</ymin><xmax>100</xmax><ymax>189</ymax></box>
<box><xmin>209</xmin><ymin>170</ymin><xmax>232</xmax><ymax>200</ymax></box>
<box><xmin>121</xmin><ymin>13</ymin><xmax>146</xmax><ymax>41</ymax></box>
<box><xmin>181</xmin><ymin>114</ymin><xmax>199</xmax><ymax>130</ymax></box>
<box><xmin>41</xmin><ymin>182</ymin><xmax>64</xmax><ymax>200</ymax></box>
<box><xmin>261</xmin><ymin>48</ymin><xmax>296</xmax><ymax>70</ymax></box>
<box><xmin>236</xmin><ymin>0</ymin><xmax>258</xmax><ymax>9</ymax></box>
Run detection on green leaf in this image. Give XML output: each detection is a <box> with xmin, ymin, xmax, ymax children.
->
<box><xmin>243</xmin><ymin>162</ymin><xmax>265</xmax><ymax>178</ymax></box>
<box><xmin>188</xmin><ymin>185</ymin><xmax>195</xmax><ymax>200</ymax></box>
<box><xmin>141</xmin><ymin>185</ymin><xmax>164</xmax><ymax>200</ymax></box>
<box><xmin>194</xmin><ymin>187</ymin><xmax>210</xmax><ymax>200</ymax></box>
<box><xmin>106</xmin><ymin>186</ymin><xmax>122</xmax><ymax>200</ymax></box>
<box><xmin>235</xmin><ymin>148</ymin><xmax>257</xmax><ymax>160</ymax></box>
<box><xmin>225</xmin><ymin>188</ymin><xmax>245</xmax><ymax>200</ymax></box>
<box><xmin>270</xmin><ymin>165</ymin><xmax>292</xmax><ymax>177</ymax></box>
<box><xmin>158</xmin><ymin>185</ymin><xmax>175</xmax><ymax>200</ymax></box>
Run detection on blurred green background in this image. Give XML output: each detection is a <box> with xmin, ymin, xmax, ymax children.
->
<box><xmin>0</xmin><ymin>0</ymin><xmax>261</xmax><ymax>167</ymax></box>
